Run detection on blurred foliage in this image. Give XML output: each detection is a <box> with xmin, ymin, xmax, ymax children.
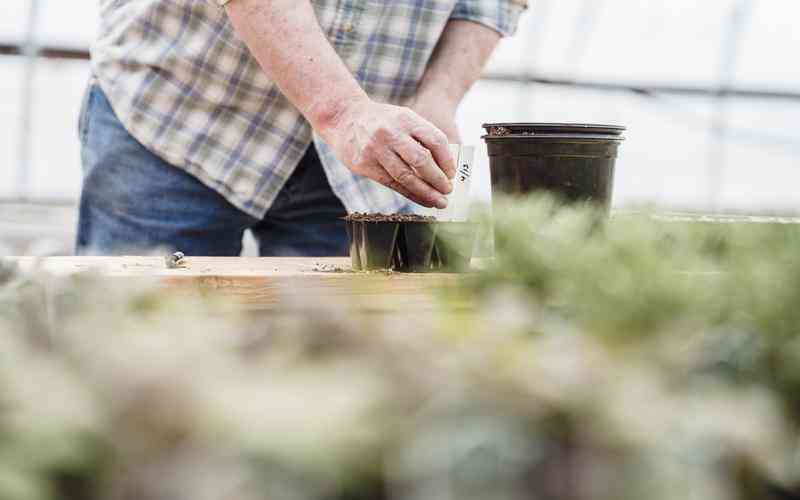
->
<box><xmin>2</xmin><ymin>196</ymin><xmax>800</xmax><ymax>500</ymax></box>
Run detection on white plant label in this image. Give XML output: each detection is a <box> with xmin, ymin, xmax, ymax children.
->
<box><xmin>412</xmin><ymin>144</ymin><xmax>475</xmax><ymax>221</ymax></box>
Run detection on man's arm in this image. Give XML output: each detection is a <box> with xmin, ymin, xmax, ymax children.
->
<box><xmin>410</xmin><ymin>20</ymin><xmax>503</xmax><ymax>143</ymax></box>
<box><xmin>225</xmin><ymin>0</ymin><xmax>455</xmax><ymax>208</ymax></box>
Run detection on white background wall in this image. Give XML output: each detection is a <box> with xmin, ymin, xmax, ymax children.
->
<box><xmin>2</xmin><ymin>0</ymin><xmax>799</xmax><ymax>213</ymax></box>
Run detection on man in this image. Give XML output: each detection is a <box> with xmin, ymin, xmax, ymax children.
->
<box><xmin>78</xmin><ymin>0</ymin><xmax>528</xmax><ymax>256</ymax></box>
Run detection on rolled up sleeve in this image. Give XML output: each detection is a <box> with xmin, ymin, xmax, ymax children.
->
<box><xmin>449</xmin><ymin>0</ymin><xmax>529</xmax><ymax>36</ymax></box>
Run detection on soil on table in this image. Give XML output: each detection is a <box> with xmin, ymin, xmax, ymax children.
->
<box><xmin>311</xmin><ymin>262</ymin><xmax>351</xmax><ymax>273</ymax></box>
<box><xmin>344</xmin><ymin>213</ymin><xmax>436</xmax><ymax>223</ymax></box>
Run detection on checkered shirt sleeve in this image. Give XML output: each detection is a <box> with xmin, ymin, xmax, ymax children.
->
<box><xmin>450</xmin><ymin>0</ymin><xmax>529</xmax><ymax>36</ymax></box>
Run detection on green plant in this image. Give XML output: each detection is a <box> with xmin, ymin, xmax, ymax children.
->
<box><xmin>1</xmin><ymin>198</ymin><xmax>800</xmax><ymax>500</ymax></box>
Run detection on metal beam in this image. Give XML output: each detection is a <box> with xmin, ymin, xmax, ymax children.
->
<box><xmin>17</xmin><ymin>0</ymin><xmax>41</xmax><ymax>198</ymax></box>
<box><xmin>0</xmin><ymin>44</ymin><xmax>798</xmax><ymax>102</ymax></box>
<box><xmin>481</xmin><ymin>72</ymin><xmax>800</xmax><ymax>101</ymax></box>
<box><xmin>0</xmin><ymin>43</ymin><xmax>89</xmax><ymax>60</ymax></box>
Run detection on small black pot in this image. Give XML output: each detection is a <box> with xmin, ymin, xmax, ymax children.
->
<box><xmin>350</xmin><ymin>221</ymin><xmax>400</xmax><ymax>271</ymax></box>
<box><xmin>483</xmin><ymin>123</ymin><xmax>625</xmax><ymax>210</ymax></box>
<box><xmin>345</xmin><ymin>220</ymin><xmax>363</xmax><ymax>271</ymax></box>
<box><xmin>395</xmin><ymin>222</ymin><xmax>438</xmax><ymax>272</ymax></box>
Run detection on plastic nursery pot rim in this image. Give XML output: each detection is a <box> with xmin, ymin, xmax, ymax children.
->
<box><xmin>483</xmin><ymin>134</ymin><xmax>625</xmax><ymax>142</ymax></box>
<box><xmin>482</xmin><ymin>122</ymin><xmax>626</xmax><ymax>138</ymax></box>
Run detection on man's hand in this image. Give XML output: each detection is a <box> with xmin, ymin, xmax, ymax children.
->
<box><xmin>320</xmin><ymin>98</ymin><xmax>456</xmax><ymax>209</ymax></box>
<box><xmin>320</xmin><ymin>99</ymin><xmax>456</xmax><ymax>208</ymax></box>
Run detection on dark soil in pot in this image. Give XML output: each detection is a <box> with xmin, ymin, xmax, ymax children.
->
<box><xmin>345</xmin><ymin>214</ymin><xmax>436</xmax><ymax>223</ymax></box>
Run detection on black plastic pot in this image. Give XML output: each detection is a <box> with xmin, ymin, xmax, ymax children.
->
<box><xmin>483</xmin><ymin>123</ymin><xmax>625</xmax><ymax>210</ymax></box>
<box><xmin>395</xmin><ymin>222</ymin><xmax>438</xmax><ymax>273</ymax></box>
<box><xmin>352</xmin><ymin>222</ymin><xmax>400</xmax><ymax>271</ymax></box>
<box><xmin>433</xmin><ymin>222</ymin><xmax>478</xmax><ymax>273</ymax></box>
<box><xmin>345</xmin><ymin>218</ymin><xmax>476</xmax><ymax>273</ymax></box>
<box><xmin>345</xmin><ymin>220</ymin><xmax>362</xmax><ymax>271</ymax></box>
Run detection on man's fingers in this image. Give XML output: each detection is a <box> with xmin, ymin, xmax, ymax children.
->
<box><xmin>406</xmin><ymin>114</ymin><xmax>457</xmax><ymax>180</ymax></box>
<box><xmin>385</xmin><ymin>180</ymin><xmax>430</xmax><ymax>207</ymax></box>
<box><xmin>378</xmin><ymin>149</ymin><xmax>448</xmax><ymax>209</ymax></box>
<box><xmin>367</xmin><ymin>166</ymin><xmax>435</xmax><ymax>207</ymax></box>
<box><xmin>393</xmin><ymin>137</ymin><xmax>452</xmax><ymax>196</ymax></box>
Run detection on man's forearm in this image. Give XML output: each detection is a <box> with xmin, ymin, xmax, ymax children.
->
<box><xmin>409</xmin><ymin>20</ymin><xmax>502</xmax><ymax>141</ymax></box>
<box><xmin>416</xmin><ymin>20</ymin><xmax>502</xmax><ymax>107</ymax></box>
<box><xmin>225</xmin><ymin>0</ymin><xmax>366</xmax><ymax>132</ymax></box>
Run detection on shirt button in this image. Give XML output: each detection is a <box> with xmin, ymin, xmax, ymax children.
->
<box><xmin>343</xmin><ymin>23</ymin><xmax>354</xmax><ymax>33</ymax></box>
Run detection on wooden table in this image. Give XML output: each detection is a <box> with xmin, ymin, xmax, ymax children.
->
<box><xmin>5</xmin><ymin>256</ymin><xmax>465</xmax><ymax>311</ymax></box>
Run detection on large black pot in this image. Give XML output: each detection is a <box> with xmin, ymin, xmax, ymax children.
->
<box><xmin>482</xmin><ymin>123</ymin><xmax>625</xmax><ymax>210</ymax></box>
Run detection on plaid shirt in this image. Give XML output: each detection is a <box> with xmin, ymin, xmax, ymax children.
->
<box><xmin>91</xmin><ymin>0</ymin><xmax>527</xmax><ymax>218</ymax></box>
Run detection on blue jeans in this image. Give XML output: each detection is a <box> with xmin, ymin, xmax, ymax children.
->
<box><xmin>76</xmin><ymin>84</ymin><xmax>348</xmax><ymax>256</ymax></box>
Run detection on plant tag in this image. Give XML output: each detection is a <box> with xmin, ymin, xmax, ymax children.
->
<box><xmin>438</xmin><ymin>145</ymin><xmax>474</xmax><ymax>221</ymax></box>
<box><xmin>411</xmin><ymin>145</ymin><xmax>474</xmax><ymax>221</ymax></box>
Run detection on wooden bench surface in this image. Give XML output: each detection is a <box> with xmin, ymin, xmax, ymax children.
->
<box><xmin>9</xmin><ymin>256</ymin><xmax>357</xmax><ymax>277</ymax></box>
<box><xmin>4</xmin><ymin>256</ymin><xmax>465</xmax><ymax>311</ymax></box>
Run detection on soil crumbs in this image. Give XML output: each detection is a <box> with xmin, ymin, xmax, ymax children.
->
<box><xmin>311</xmin><ymin>262</ymin><xmax>351</xmax><ymax>273</ymax></box>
